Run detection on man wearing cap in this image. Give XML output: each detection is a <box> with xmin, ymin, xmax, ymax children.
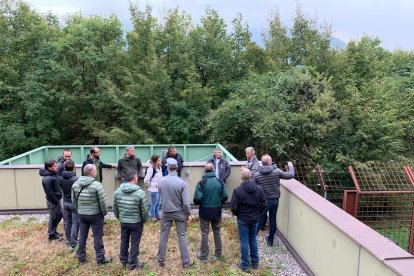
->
<box><xmin>156</xmin><ymin>158</ymin><xmax>193</xmax><ymax>268</ymax></box>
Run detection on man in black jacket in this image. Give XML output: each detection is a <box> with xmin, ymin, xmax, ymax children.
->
<box><xmin>57</xmin><ymin>148</ymin><xmax>72</xmax><ymax>176</ymax></box>
<box><xmin>59</xmin><ymin>160</ymin><xmax>80</xmax><ymax>250</ymax></box>
<box><xmin>231</xmin><ymin>168</ymin><xmax>267</xmax><ymax>273</ymax></box>
<box><xmin>116</xmin><ymin>146</ymin><xmax>142</xmax><ymax>181</ymax></box>
<box><xmin>161</xmin><ymin>146</ymin><xmax>184</xmax><ymax>177</ymax></box>
<box><xmin>39</xmin><ymin>159</ymin><xmax>63</xmax><ymax>241</ymax></box>
<box><xmin>82</xmin><ymin>146</ymin><xmax>114</xmax><ymax>183</ymax></box>
<box><xmin>253</xmin><ymin>154</ymin><xmax>295</xmax><ymax>247</ymax></box>
<box><xmin>207</xmin><ymin>148</ymin><xmax>231</xmax><ymax>183</ymax></box>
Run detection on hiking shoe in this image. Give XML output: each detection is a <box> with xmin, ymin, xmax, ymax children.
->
<box><xmin>197</xmin><ymin>252</ymin><xmax>208</xmax><ymax>264</ymax></box>
<box><xmin>97</xmin><ymin>256</ymin><xmax>112</xmax><ymax>266</ymax></box>
<box><xmin>158</xmin><ymin>262</ymin><xmax>165</xmax><ymax>268</ymax></box>
<box><xmin>48</xmin><ymin>235</ymin><xmax>64</xmax><ymax>242</ymax></box>
<box><xmin>182</xmin><ymin>260</ymin><xmax>194</xmax><ymax>268</ymax></box>
<box><xmin>237</xmin><ymin>263</ymin><xmax>251</xmax><ymax>273</ymax></box>
<box><xmin>211</xmin><ymin>255</ymin><xmax>221</xmax><ymax>261</ymax></box>
<box><xmin>128</xmin><ymin>262</ymin><xmax>144</xmax><ymax>270</ymax></box>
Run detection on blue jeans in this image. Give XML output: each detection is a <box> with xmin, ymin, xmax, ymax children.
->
<box><xmin>237</xmin><ymin>219</ymin><xmax>259</xmax><ymax>269</ymax></box>
<box><xmin>63</xmin><ymin>202</ymin><xmax>79</xmax><ymax>247</ymax></box>
<box><xmin>150</xmin><ymin>192</ymin><xmax>160</xmax><ymax>218</ymax></box>
<box><xmin>258</xmin><ymin>198</ymin><xmax>279</xmax><ymax>245</ymax></box>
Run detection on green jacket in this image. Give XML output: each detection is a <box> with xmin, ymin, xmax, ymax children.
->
<box><xmin>72</xmin><ymin>176</ymin><xmax>108</xmax><ymax>216</ymax></box>
<box><xmin>113</xmin><ymin>182</ymin><xmax>148</xmax><ymax>224</ymax></box>
<box><xmin>193</xmin><ymin>172</ymin><xmax>228</xmax><ymax>220</ymax></box>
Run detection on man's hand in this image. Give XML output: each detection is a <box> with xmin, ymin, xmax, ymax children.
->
<box><xmin>186</xmin><ymin>215</ymin><xmax>192</xmax><ymax>223</ymax></box>
<box><xmin>287</xmin><ymin>161</ymin><xmax>294</xmax><ymax>167</ymax></box>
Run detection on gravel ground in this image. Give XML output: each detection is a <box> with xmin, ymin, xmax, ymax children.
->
<box><xmin>0</xmin><ymin>210</ymin><xmax>307</xmax><ymax>275</ymax></box>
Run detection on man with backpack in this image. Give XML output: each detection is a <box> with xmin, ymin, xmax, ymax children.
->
<box><xmin>193</xmin><ymin>163</ymin><xmax>228</xmax><ymax>263</ymax></box>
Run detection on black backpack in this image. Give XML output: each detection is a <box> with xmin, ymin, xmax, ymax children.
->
<box><xmin>145</xmin><ymin>166</ymin><xmax>157</xmax><ymax>181</ymax></box>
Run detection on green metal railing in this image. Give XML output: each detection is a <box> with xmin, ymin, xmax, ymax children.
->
<box><xmin>0</xmin><ymin>144</ymin><xmax>238</xmax><ymax>165</ymax></box>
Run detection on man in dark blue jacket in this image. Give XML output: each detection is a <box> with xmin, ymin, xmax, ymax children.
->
<box><xmin>231</xmin><ymin>168</ymin><xmax>267</xmax><ymax>273</ymax></box>
<box><xmin>161</xmin><ymin>146</ymin><xmax>184</xmax><ymax>177</ymax></box>
<box><xmin>193</xmin><ymin>163</ymin><xmax>228</xmax><ymax>263</ymax></box>
<box><xmin>39</xmin><ymin>159</ymin><xmax>63</xmax><ymax>241</ymax></box>
<box><xmin>207</xmin><ymin>148</ymin><xmax>231</xmax><ymax>183</ymax></box>
<box><xmin>59</xmin><ymin>160</ymin><xmax>79</xmax><ymax>250</ymax></box>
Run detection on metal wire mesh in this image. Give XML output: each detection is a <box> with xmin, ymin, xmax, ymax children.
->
<box><xmin>351</xmin><ymin>161</ymin><xmax>414</xmax><ymax>192</ymax></box>
<box><xmin>317</xmin><ymin>168</ymin><xmax>354</xmax><ymax>208</ymax></box>
<box><xmin>356</xmin><ymin>193</ymin><xmax>414</xmax><ymax>250</ymax></box>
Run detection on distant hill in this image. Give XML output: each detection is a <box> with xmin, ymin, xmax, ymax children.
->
<box><xmin>331</xmin><ymin>37</ymin><xmax>347</xmax><ymax>49</ymax></box>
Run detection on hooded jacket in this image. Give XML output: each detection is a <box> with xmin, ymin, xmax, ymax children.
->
<box><xmin>71</xmin><ymin>176</ymin><xmax>108</xmax><ymax>216</ymax></box>
<box><xmin>113</xmin><ymin>182</ymin><xmax>149</xmax><ymax>224</ymax></box>
<box><xmin>193</xmin><ymin>172</ymin><xmax>228</xmax><ymax>220</ymax></box>
<box><xmin>57</xmin><ymin>156</ymin><xmax>66</xmax><ymax>176</ymax></box>
<box><xmin>39</xmin><ymin>168</ymin><xmax>62</xmax><ymax>205</ymax></box>
<box><xmin>253</xmin><ymin>165</ymin><xmax>295</xmax><ymax>199</ymax></box>
<box><xmin>59</xmin><ymin>171</ymin><xmax>79</xmax><ymax>203</ymax></box>
<box><xmin>230</xmin><ymin>180</ymin><xmax>267</xmax><ymax>225</ymax></box>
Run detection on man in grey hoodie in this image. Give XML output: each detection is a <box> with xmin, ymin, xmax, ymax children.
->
<box><xmin>156</xmin><ymin>158</ymin><xmax>193</xmax><ymax>268</ymax></box>
<box><xmin>253</xmin><ymin>154</ymin><xmax>295</xmax><ymax>247</ymax></box>
<box><xmin>72</xmin><ymin>164</ymin><xmax>111</xmax><ymax>265</ymax></box>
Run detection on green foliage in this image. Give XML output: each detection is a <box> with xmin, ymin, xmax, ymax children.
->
<box><xmin>0</xmin><ymin>0</ymin><xmax>413</xmax><ymax>164</ymax></box>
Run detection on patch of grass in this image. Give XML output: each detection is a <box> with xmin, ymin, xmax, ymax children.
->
<box><xmin>0</xmin><ymin>216</ymin><xmax>269</xmax><ymax>275</ymax></box>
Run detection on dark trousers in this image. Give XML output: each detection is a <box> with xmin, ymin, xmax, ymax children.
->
<box><xmin>258</xmin><ymin>198</ymin><xmax>279</xmax><ymax>245</ymax></box>
<box><xmin>120</xmin><ymin>222</ymin><xmax>144</xmax><ymax>266</ymax></box>
<box><xmin>199</xmin><ymin>217</ymin><xmax>222</xmax><ymax>259</ymax></box>
<box><xmin>46</xmin><ymin>200</ymin><xmax>62</xmax><ymax>238</ymax></box>
<box><xmin>77</xmin><ymin>214</ymin><xmax>105</xmax><ymax>264</ymax></box>
<box><xmin>63</xmin><ymin>202</ymin><xmax>79</xmax><ymax>247</ymax></box>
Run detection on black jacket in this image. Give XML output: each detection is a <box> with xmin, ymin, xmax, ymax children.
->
<box><xmin>57</xmin><ymin>156</ymin><xmax>65</xmax><ymax>176</ymax></box>
<box><xmin>82</xmin><ymin>155</ymin><xmax>112</xmax><ymax>182</ymax></box>
<box><xmin>231</xmin><ymin>180</ymin><xmax>267</xmax><ymax>225</ymax></box>
<box><xmin>253</xmin><ymin>165</ymin><xmax>295</xmax><ymax>199</ymax></box>
<box><xmin>117</xmin><ymin>154</ymin><xmax>142</xmax><ymax>179</ymax></box>
<box><xmin>162</xmin><ymin>153</ymin><xmax>184</xmax><ymax>177</ymax></box>
<box><xmin>59</xmin><ymin>171</ymin><xmax>79</xmax><ymax>204</ymax></box>
<box><xmin>207</xmin><ymin>157</ymin><xmax>231</xmax><ymax>183</ymax></box>
<box><xmin>39</xmin><ymin>168</ymin><xmax>62</xmax><ymax>205</ymax></box>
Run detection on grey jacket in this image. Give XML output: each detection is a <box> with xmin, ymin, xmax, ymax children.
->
<box><xmin>72</xmin><ymin>176</ymin><xmax>108</xmax><ymax>216</ymax></box>
<box><xmin>253</xmin><ymin>165</ymin><xmax>295</xmax><ymax>199</ymax></box>
<box><xmin>246</xmin><ymin>156</ymin><xmax>259</xmax><ymax>173</ymax></box>
<box><xmin>158</xmin><ymin>172</ymin><xmax>191</xmax><ymax>216</ymax></box>
<box><xmin>207</xmin><ymin>157</ymin><xmax>231</xmax><ymax>183</ymax></box>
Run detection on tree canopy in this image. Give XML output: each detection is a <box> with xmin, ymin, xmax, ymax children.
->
<box><xmin>1</xmin><ymin>0</ymin><xmax>413</xmax><ymax>165</ymax></box>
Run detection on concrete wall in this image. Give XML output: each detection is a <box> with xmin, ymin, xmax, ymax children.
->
<box><xmin>0</xmin><ymin>162</ymin><xmax>244</xmax><ymax>210</ymax></box>
<box><xmin>278</xmin><ymin>178</ymin><xmax>414</xmax><ymax>276</ymax></box>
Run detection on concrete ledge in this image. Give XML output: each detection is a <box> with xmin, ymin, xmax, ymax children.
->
<box><xmin>279</xmin><ymin>178</ymin><xmax>414</xmax><ymax>276</ymax></box>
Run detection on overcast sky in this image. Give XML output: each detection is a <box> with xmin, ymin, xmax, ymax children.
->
<box><xmin>25</xmin><ymin>0</ymin><xmax>414</xmax><ymax>51</ymax></box>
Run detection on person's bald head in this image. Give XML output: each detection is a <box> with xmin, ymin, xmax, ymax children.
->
<box><xmin>261</xmin><ymin>154</ymin><xmax>272</xmax><ymax>166</ymax></box>
<box><xmin>205</xmin><ymin>163</ymin><xmax>214</xmax><ymax>173</ymax></box>
<box><xmin>241</xmin><ymin>168</ymin><xmax>252</xmax><ymax>180</ymax></box>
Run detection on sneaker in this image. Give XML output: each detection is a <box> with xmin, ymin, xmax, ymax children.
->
<box><xmin>69</xmin><ymin>244</ymin><xmax>77</xmax><ymax>252</ymax></box>
<box><xmin>158</xmin><ymin>262</ymin><xmax>165</xmax><ymax>268</ymax></box>
<box><xmin>48</xmin><ymin>235</ymin><xmax>64</xmax><ymax>242</ymax></box>
<box><xmin>252</xmin><ymin>263</ymin><xmax>259</xmax><ymax>270</ymax></box>
<box><xmin>237</xmin><ymin>263</ymin><xmax>251</xmax><ymax>273</ymax></box>
<box><xmin>197</xmin><ymin>252</ymin><xmax>208</xmax><ymax>264</ymax></box>
<box><xmin>151</xmin><ymin>217</ymin><xmax>158</xmax><ymax>222</ymax></box>
<box><xmin>128</xmin><ymin>262</ymin><xmax>144</xmax><ymax>270</ymax></box>
<box><xmin>182</xmin><ymin>260</ymin><xmax>194</xmax><ymax>268</ymax></box>
<box><xmin>97</xmin><ymin>256</ymin><xmax>112</xmax><ymax>266</ymax></box>
<box><xmin>211</xmin><ymin>255</ymin><xmax>221</xmax><ymax>261</ymax></box>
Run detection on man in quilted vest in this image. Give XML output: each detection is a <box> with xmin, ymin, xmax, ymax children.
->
<box><xmin>113</xmin><ymin>169</ymin><xmax>148</xmax><ymax>270</ymax></box>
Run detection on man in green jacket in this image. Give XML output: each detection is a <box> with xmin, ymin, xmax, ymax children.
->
<box><xmin>72</xmin><ymin>164</ymin><xmax>111</xmax><ymax>266</ymax></box>
<box><xmin>113</xmin><ymin>169</ymin><xmax>148</xmax><ymax>270</ymax></box>
<box><xmin>193</xmin><ymin>163</ymin><xmax>228</xmax><ymax>263</ymax></box>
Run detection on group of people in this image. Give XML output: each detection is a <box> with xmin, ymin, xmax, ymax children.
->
<box><xmin>39</xmin><ymin>145</ymin><xmax>295</xmax><ymax>272</ymax></box>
